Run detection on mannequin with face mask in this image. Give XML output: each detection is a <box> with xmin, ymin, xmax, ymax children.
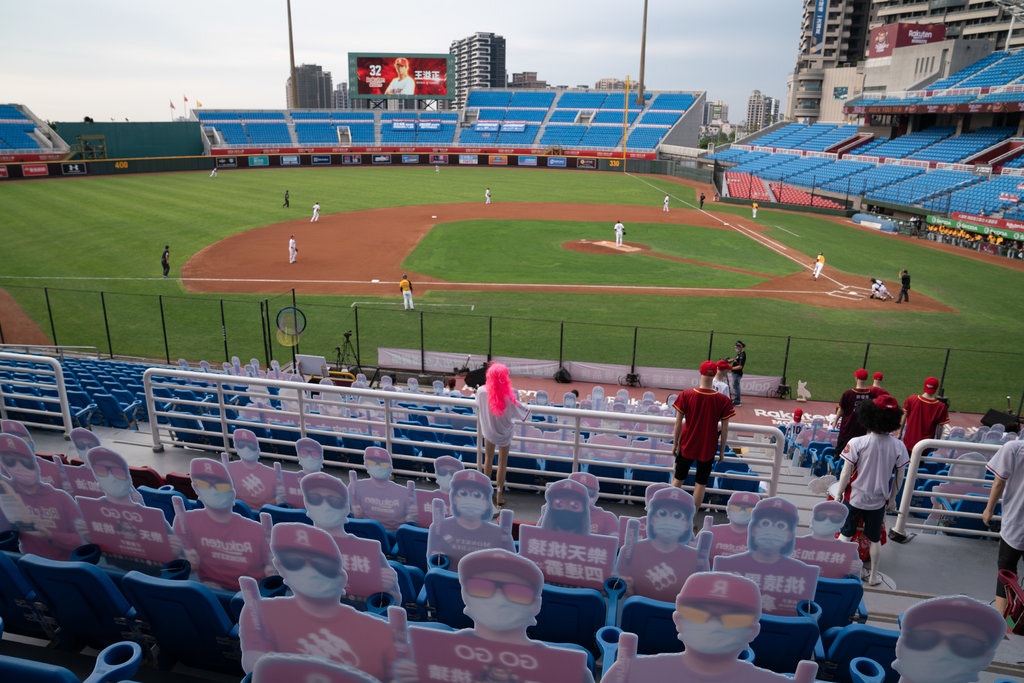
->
<box><xmin>427</xmin><ymin>469</ymin><xmax>514</xmax><ymax>570</ymax></box>
<box><xmin>569</xmin><ymin>471</ymin><xmax>620</xmax><ymax>536</ymax></box>
<box><xmin>172</xmin><ymin>457</ymin><xmax>274</xmax><ymax>591</ymax></box>
<box><xmin>792</xmin><ymin>500</ymin><xmax>862</xmax><ymax>579</ymax></box>
<box><xmin>538</xmin><ymin>479</ymin><xmax>592</xmax><ymax>536</ymax></box>
<box><xmin>86</xmin><ymin>447</ymin><xmax>143</xmax><ymax>506</ymax></box>
<box><xmin>300</xmin><ymin>473</ymin><xmax>400</xmax><ymax>604</ymax></box>
<box><xmin>713</xmin><ymin>497</ymin><xmax>820</xmax><ymax>616</ymax></box>
<box><xmin>602</xmin><ymin>572</ymin><xmax>800</xmax><ymax>683</ymax></box>
<box><xmin>415</xmin><ymin>455</ymin><xmax>464</xmax><ymax>528</ymax></box>
<box><xmin>457</xmin><ymin>549</ymin><xmax>596</xmax><ymax>683</ymax></box>
<box><xmin>616</xmin><ymin>486</ymin><xmax>708</xmax><ymax>603</ymax></box>
<box><xmin>348</xmin><ymin>447</ymin><xmax>416</xmax><ymax>532</ymax></box>
<box><xmin>279</xmin><ymin>437</ymin><xmax>324</xmax><ymax>508</ymax></box>
<box><xmin>709</xmin><ymin>491</ymin><xmax>759</xmax><ymax>562</ymax></box>
<box><xmin>0</xmin><ymin>433</ymin><xmax>86</xmax><ymax>560</ymax></box>
<box><xmin>893</xmin><ymin>595</ymin><xmax>1004</xmax><ymax>683</ymax></box>
<box><xmin>224</xmin><ymin>428</ymin><xmax>283</xmax><ymax>510</ymax></box>
<box><xmin>239</xmin><ymin>523</ymin><xmax>405</xmax><ymax>681</ymax></box>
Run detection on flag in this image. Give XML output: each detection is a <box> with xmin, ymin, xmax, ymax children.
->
<box><xmin>169</xmin><ymin>99</ymin><xmax>176</xmax><ymax>110</ymax></box>
<box><xmin>184</xmin><ymin>95</ymin><xmax>189</xmax><ymax>102</ymax></box>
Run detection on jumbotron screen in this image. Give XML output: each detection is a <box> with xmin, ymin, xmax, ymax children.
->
<box><xmin>348</xmin><ymin>53</ymin><xmax>454</xmax><ymax>99</ymax></box>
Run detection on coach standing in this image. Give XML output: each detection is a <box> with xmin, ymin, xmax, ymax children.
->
<box><xmin>399</xmin><ymin>274</ymin><xmax>414</xmax><ymax>310</ymax></box>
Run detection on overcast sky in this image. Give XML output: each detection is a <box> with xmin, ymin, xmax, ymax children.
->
<box><xmin>2</xmin><ymin>0</ymin><xmax>803</xmax><ymax>124</ymax></box>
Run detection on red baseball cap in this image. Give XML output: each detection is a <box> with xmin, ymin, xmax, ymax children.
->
<box><xmin>699</xmin><ymin>360</ymin><xmax>718</xmax><ymax>377</ymax></box>
<box><xmin>873</xmin><ymin>371</ymin><xmax>884</xmax><ymax>381</ymax></box>
<box><xmin>793</xmin><ymin>408</ymin><xmax>803</xmax><ymax>420</ymax></box>
<box><xmin>676</xmin><ymin>571</ymin><xmax>760</xmax><ymax>613</ymax></box>
<box><xmin>854</xmin><ymin>368</ymin><xmax>868</xmax><ymax>380</ymax></box>
<box><xmin>923</xmin><ymin>376</ymin><xmax>939</xmax><ymax>392</ymax></box>
<box><xmin>717</xmin><ymin>360</ymin><xmax>731</xmax><ymax>372</ymax></box>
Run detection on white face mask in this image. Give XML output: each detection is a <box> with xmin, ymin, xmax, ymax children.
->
<box><xmin>810</xmin><ymin>518</ymin><xmax>843</xmax><ymax>537</ymax></box>
<box><xmin>436</xmin><ymin>473</ymin><xmax>454</xmax><ymax>493</ymax></box>
<box><xmin>307</xmin><ymin>501</ymin><xmax>349</xmax><ymax>529</ymax></box>
<box><xmin>366</xmin><ymin>464</ymin><xmax>391</xmax><ymax>480</ymax></box>
<box><xmin>678</xmin><ymin>619</ymin><xmax>752</xmax><ymax>655</ymax></box>
<box><xmin>237</xmin><ymin>445</ymin><xmax>260</xmax><ymax>463</ymax></box>
<box><xmin>297</xmin><ymin>455</ymin><xmax>320</xmax><ymax>472</ymax></box>
<box><xmin>97</xmin><ymin>474</ymin><xmax>134</xmax><ymax>499</ymax></box>
<box><xmin>728</xmin><ymin>509</ymin><xmax>752</xmax><ymax>526</ymax></box>
<box><xmin>283</xmin><ymin>565</ymin><xmax>345</xmax><ymax>600</ymax></box>
<box><xmin>894</xmin><ymin>644</ymin><xmax>988</xmax><ymax>683</ymax></box>
<box><xmin>464</xmin><ymin>595</ymin><xmax>537</xmax><ymax>631</ymax></box>
<box><xmin>7</xmin><ymin>464</ymin><xmax>39</xmax><ymax>487</ymax></box>
<box><xmin>652</xmin><ymin>518</ymin><xmax>691</xmax><ymax>543</ymax></box>
<box><xmin>455</xmin><ymin>497</ymin><xmax>489</xmax><ymax>519</ymax></box>
<box><xmin>197</xmin><ymin>488</ymin><xmax>235</xmax><ymax>511</ymax></box>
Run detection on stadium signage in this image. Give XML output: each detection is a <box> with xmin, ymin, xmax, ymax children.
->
<box><xmin>61</xmin><ymin>162</ymin><xmax>87</xmax><ymax>176</ymax></box>
<box><xmin>811</xmin><ymin>0</ymin><xmax>826</xmax><ymax>54</ymax></box>
<box><xmin>372</xmin><ymin>154</ymin><xmax>391</xmax><ymax>164</ymax></box>
<box><xmin>311</xmin><ymin>155</ymin><xmax>332</xmax><ymax>165</ymax></box>
<box><xmin>22</xmin><ymin>164</ymin><xmax>49</xmax><ymax>177</ymax></box>
<box><xmin>0</xmin><ymin>166</ymin><xmax>7</xmax><ymax>178</ymax></box>
<box><xmin>547</xmin><ymin>157</ymin><xmax>567</xmax><ymax>168</ymax></box>
<box><xmin>489</xmin><ymin>155</ymin><xmax>507</xmax><ymax>166</ymax></box>
<box><xmin>518</xmin><ymin>156</ymin><xmax>538</xmax><ymax>167</ymax></box>
<box><xmin>430</xmin><ymin>154</ymin><xmax>448</xmax><ymax>165</ymax></box>
<box><xmin>459</xmin><ymin>154</ymin><xmax>479</xmax><ymax>165</ymax></box>
<box><xmin>401</xmin><ymin>154</ymin><xmax>419</xmax><ymax>164</ymax></box>
<box><xmin>248</xmin><ymin>155</ymin><xmax>269</xmax><ymax>167</ymax></box>
<box><xmin>280</xmin><ymin>155</ymin><xmax>300</xmax><ymax>166</ymax></box>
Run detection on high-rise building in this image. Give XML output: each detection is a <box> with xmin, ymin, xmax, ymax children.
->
<box><xmin>746</xmin><ymin>90</ymin><xmax>778</xmax><ymax>132</ymax></box>
<box><xmin>704</xmin><ymin>100</ymin><xmax>729</xmax><ymax>125</ymax></box>
<box><xmin>786</xmin><ymin>0</ymin><xmax>1022</xmax><ymax>122</ymax></box>
<box><xmin>333</xmin><ymin>82</ymin><xmax>350</xmax><ymax>110</ymax></box>
<box><xmin>286</xmin><ymin>64</ymin><xmax>334</xmax><ymax>109</ymax></box>
<box><xmin>450</xmin><ymin>32</ymin><xmax>507</xmax><ymax>109</ymax></box>
<box><xmin>595</xmin><ymin>78</ymin><xmax>627</xmax><ymax>91</ymax></box>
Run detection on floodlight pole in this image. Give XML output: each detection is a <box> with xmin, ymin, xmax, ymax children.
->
<box><xmin>287</xmin><ymin>0</ymin><xmax>298</xmax><ymax>109</ymax></box>
<box><xmin>636</xmin><ymin>0</ymin><xmax>648</xmax><ymax>107</ymax></box>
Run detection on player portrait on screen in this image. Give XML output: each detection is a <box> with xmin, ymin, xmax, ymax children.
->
<box><xmin>385</xmin><ymin>57</ymin><xmax>415</xmax><ymax>95</ymax></box>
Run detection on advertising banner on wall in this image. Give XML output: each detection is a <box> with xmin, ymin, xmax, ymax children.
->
<box><xmin>349</xmin><ymin>53</ymin><xmax>454</xmax><ymax>99</ymax></box>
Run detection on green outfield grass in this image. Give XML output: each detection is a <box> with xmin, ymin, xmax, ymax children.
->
<box><xmin>0</xmin><ymin>166</ymin><xmax>1021</xmax><ymax>413</ymax></box>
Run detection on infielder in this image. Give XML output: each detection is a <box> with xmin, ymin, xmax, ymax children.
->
<box><xmin>288</xmin><ymin>235</ymin><xmax>297</xmax><ymax>264</ymax></box>
<box><xmin>663</xmin><ymin>194</ymin><xmax>670</xmax><ymax>212</ymax></box>
<box><xmin>310</xmin><ymin>201</ymin><xmax>320</xmax><ymax>222</ymax></box>
<box><xmin>812</xmin><ymin>252</ymin><xmax>825</xmax><ymax>280</ymax></box>
<box><xmin>614</xmin><ymin>220</ymin><xmax>625</xmax><ymax>247</ymax></box>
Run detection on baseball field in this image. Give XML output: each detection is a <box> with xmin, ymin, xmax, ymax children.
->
<box><xmin>0</xmin><ymin>165</ymin><xmax>1021</xmax><ymax>413</ymax></box>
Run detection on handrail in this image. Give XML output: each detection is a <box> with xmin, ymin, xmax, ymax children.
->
<box><xmin>891</xmin><ymin>438</ymin><xmax>1003</xmax><ymax>540</ymax></box>
<box><xmin>0</xmin><ymin>351</ymin><xmax>74</xmax><ymax>438</ymax></box>
<box><xmin>143</xmin><ymin>367</ymin><xmax>784</xmax><ymax>505</ymax></box>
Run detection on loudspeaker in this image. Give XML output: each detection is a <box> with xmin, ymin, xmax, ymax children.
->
<box><xmin>554</xmin><ymin>367</ymin><xmax>572</xmax><ymax>383</ymax></box>
<box><xmin>982</xmin><ymin>409</ymin><xmax>1019</xmax><ymax>429</ymax></box>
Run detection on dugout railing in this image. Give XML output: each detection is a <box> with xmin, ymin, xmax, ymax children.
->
<box><xmin>143</xmin><ymin>367</ymin><xmax>784</xmax><ymax>507</ymax></box>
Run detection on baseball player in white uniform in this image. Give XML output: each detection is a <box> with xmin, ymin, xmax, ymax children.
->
<box><xmin>310</xmin><ymin>202</ymin><xmax>320</xmax><ymax>222</ymax></box>
<box><xmin>614</xmin><ymin>220</ymin><xmax>625</xmax><ymax>247</ymax></box>
<box><xmin>663</xmin><ymin>194</ymin><xmax>670</xmax><ymax>212</ymax></box>
<box><xmin>288</xmin><ymin>235</ymin><xmax>297</xmax><ymax>264</ymax></box>
<box><xmin>485</xmin><ymin>187</ymin><xmax>491</xmax><ymax>205</ymax></box>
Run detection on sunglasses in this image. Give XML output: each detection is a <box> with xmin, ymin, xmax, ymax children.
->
<box><xmin>813</xmin><ymin>511</ymin><xmax>845</xmax><ymax>523</ymax></box>
<box><xmin>92</xmin><ymin>463</ymin><xmax>129</xmax><ymax>479</ymax></box>
<box><xmin>728</xmin><ymin>504</ymin><xmax>754</xmax><ymax>513</ymax></box>
<box><xmin>903</xmin><ymin>629</ymin><xmax>991</xmax><ymax>658</ymax></box>
<box><xmin>305</xmin><ymin>491</ymin><xmax>347</xmax><ymax>509</ymax></box>
<box><xmin>1</xmin><ymin>455</ymin><xmax>35</xmax><ymax>470</ymax></box>
<box><xmin>277</xmin><ymin>551</ymin><xmax>340</xmax><ymax>577</ymax></box>
<box><xmin>677</xmin><ymin>605</ymin><xmax>758</xmax><ymax>629</ymax></box>
<box><xmin>464</xmin><ymin>577</ymin><xmax>536</xmax><ymax>605</ymax></box>
<box><xmin>193</xmin><ymin>478</ymin><xmax>233</xmax><ymax>493</ymax></box>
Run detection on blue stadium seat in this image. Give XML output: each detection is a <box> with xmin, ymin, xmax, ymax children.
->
<box><xmin>0</xmin><ymin>551</ymin><xmax>57</xmax><ymax>641</ymax></box>
<box><xmin>618</xmin><ymin>594</ymin><xmax>680</xmax><ymax>654</ymax></box>
<box><xmin>814</xmin><ymin>576</ymin><xmax>868</xmax><ymax>634</ymax></box>
<box><xmin>821</xmin><ymin>623</ymin><xmax>899</xmax><ymax>683</ymax></box>
<box><xmin>749</xmin><ymin>613</ymin><xmax>823</xmax><ymax>674</ymax></box>
<box><xmin>120</xmin><ymin>570</ymin><xmax>243</xmax><ymax>675</ymax></box>
<box><xmin>0</xmin><ymin>640</ymin><xmax>142</xmax><ymax>683</ymax></box>
<box><xmin>18</xmin><ymin>554</ymin><xmax>142</xmax><ymax>651</ymax></box>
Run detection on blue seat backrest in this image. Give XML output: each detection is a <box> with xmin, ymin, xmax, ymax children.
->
<box><xmin>749</xmin><ymin>613</ymin><xmax>821</xmax><ymax>674</ymax></box>
<box><xmin>18</xmin><ymin>554</ymin><xmax>137</xmax><ymax>651</ymax></box>
<box><xmin>531</xmin><ymin>583</ymin><xmax>608</xmax><ymax>657</ymax></box>
<box><xmin>120</xmin><ymin>570</ymin><xmax>242</xmax><ymax>675</ymax></box>
<box><xmin>825</xmin><ymin>623</ymin><xmax>899</xmax><ymax>683</ymax></box>
<box><xmin>0</xmin><ymin>552</ymin><xmax>52</xmax><ymax>640</ymax></box>
<box><xmin>618</xmin><ymin>594</ymin><xmax>681</xmax><ymax>654</ymax></box>
<box><xmin>423</xmin><ymin>568</ymin><xmax>471</xmax><ymax>628</ymax></box>
<box><xmin>395</xmin><ymin>524</ymin><xmax>430</xmax><ymax>573</ymax></box>
<box><xmin>814</xmin><ymin>576</ymin><xmax>866</xmax><ymax>633</ymax></box>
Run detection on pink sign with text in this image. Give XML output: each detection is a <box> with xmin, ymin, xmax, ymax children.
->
<box><xmin>77</xmin><ymin>496</ymin><xmax>178</xmax><ymax>565</ymax></box>
<box><xmin>517</xmin><ymin>525</ymin><xmax>617</xmax><ymax>590</ymax></box>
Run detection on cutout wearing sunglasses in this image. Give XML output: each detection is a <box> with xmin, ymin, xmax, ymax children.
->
<box><xmin>91</xmin><ymin>463</ymin><xmax>129</xmax><ymax>479</ymax></box>
<box><xmin>276</xmin><ymin>551</ymin><xmax>341</xmax><ymax>577</ymax></box>
<box><xmin>902</xmin><ymin>629</ymin><xmax>991</xmax><ymax>659</ymax></box>
<box><xmin>193</xmin><ymin>478</ymin><xmax>233</xmax><ymax>493</ymax></box>
<box><xmin>464</xmin><ymin>577</ymin><xmax>537</xmax><ymax>605</ymax></box>
<box><xmin>304</xmin><ymin>491</ymin><xmax>347</xmax><ymax>509</ymax></box>
<box><xmin>676</xmin><ymin>604</ymin><xmax>758</xmax><ymax>629</ymax></box>
<box><xmin>1</xmin><ymin>455</ymin><xmax>35</xmax><ymax>470</ymax></box>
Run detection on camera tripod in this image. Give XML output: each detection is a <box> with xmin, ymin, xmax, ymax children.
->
<box><xmin>334</xmin><ymin>334</ymin><xmax>359</xmax><ymax>372</ymax></box>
